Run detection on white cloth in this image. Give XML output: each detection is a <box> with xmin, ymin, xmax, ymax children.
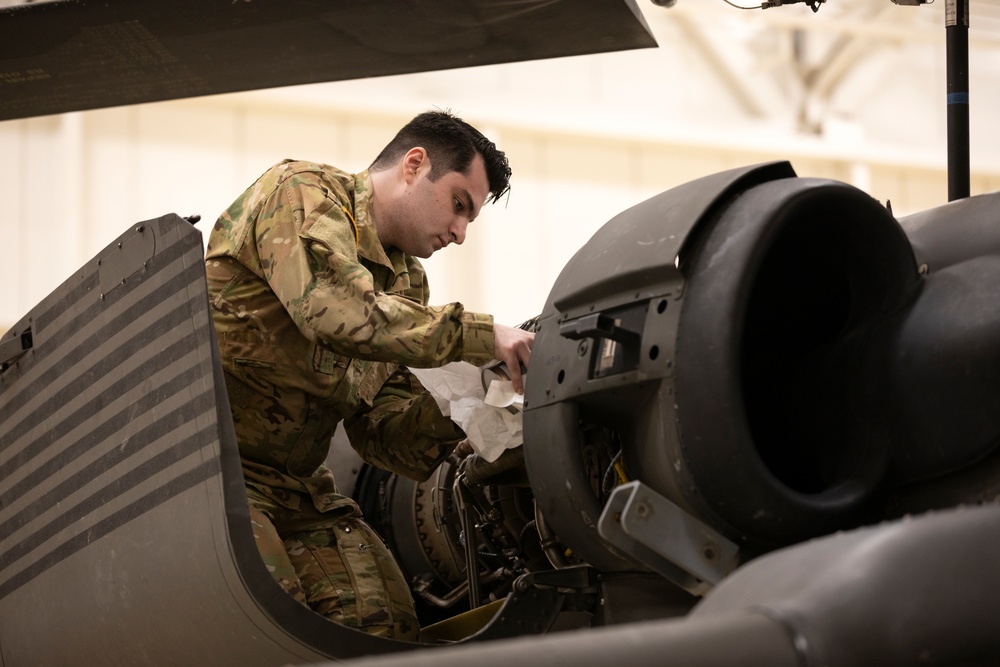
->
<box><xmin>409</xmin><ymin>361</ymin><xmax>523</xmax><ymax>463</ymax></box>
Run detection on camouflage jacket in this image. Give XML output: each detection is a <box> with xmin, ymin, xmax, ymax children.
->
<box><xmin>205</xmin><ymin>160</ymin><xmax>496</xmax><ymax>513</ymax></box>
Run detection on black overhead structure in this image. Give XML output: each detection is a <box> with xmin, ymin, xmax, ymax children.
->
<box><xmin>0</xmin><ymin>0</ymin><xmax>656</xmax><ymax>122</ymax></box>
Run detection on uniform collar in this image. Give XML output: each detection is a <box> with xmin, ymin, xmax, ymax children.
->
<box><xmin>352</xmin><ymin>169</ymin><xmax>399</xmax><ymax>271</ymax></box>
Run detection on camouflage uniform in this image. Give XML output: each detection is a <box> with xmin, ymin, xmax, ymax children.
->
<box><xmin>205</xmin><ymin>160</ymin><xmax>497</xmax><ymax>640</ymax></box>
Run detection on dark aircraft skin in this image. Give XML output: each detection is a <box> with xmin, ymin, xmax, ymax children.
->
<box><xmin>0</xmin><ymin>0</ymin><xmax>656</xmax><ymax>121</ymax></box>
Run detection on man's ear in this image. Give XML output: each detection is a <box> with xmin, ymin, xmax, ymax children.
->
<box><xmin>401</xmin><ymin>147</ymin><xmax>428</xmax><ymax>182</ymax></box>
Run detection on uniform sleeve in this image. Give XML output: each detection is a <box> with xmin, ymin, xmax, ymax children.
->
<box><xmin>343</xmin><ymin>367</ymin><xmax>464</xmax><ymax>481</ymax></box>
<box><xmin>256</xmin><ymin>170</ymin><xmax>495</xmax><ymax>367</ymax></box>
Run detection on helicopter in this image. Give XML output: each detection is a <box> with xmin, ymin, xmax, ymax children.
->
<box><xmin>2</xmin><ymin>0</ymin><xmax>998</xmax><ymax>665</ymax></box>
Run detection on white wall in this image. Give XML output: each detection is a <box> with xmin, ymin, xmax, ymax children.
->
<box><xmin>3</xmin><ymin>0</ymin><xmax>1000</xmax><ymax>332</ymax></box>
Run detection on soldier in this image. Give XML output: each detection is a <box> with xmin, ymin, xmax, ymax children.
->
<box><xmin>204</xmin><ymin>110</ymin><xmax>533</xmax><ymax>640</ymax></box>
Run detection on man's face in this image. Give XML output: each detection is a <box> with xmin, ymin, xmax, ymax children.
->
<box><xmin>388</xmin><ymin>152</ymin><xmax>490</xmax><ymax>259</ymax></box>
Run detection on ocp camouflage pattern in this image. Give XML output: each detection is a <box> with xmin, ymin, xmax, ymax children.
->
<box><xmin>205</xmin><ymin>160</ymin><xmax>496</xmax><ymax>512</ymax></box>
<box><xmin>247</xmin><ymin>487</ymin><xmax>418</xmax><ymax>640</ymax></box>
<box><xmin>205</xmin><ymin>159</ymin><xmax>495</xmax><ymax>634</ymax></box>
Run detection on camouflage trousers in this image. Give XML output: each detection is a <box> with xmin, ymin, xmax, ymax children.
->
<box><xmin>245</xmin><ymin>486</ymin><xmax>419</xmax><ymax>641</ymax></box>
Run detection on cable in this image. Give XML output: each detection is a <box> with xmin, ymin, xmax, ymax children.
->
<box><xmin>722</xmin><ymin>0</ymin><xmax>825</xmax><ymax>11</ymax></box>
<box><xmin>760</xmin><ymin>0</ymin><xmax>825</xmax><ymax>10</ymax></box>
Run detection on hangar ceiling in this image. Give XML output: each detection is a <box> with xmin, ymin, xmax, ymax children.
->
<box><xmin>658</xmin><ymin>0</ymin><xmax>1000</xmax><ymax>133</ymax></box>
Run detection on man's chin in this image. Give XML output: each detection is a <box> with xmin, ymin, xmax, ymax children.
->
<box><xmin>420</xmin><ymin>241</ymin><xmax>443</xmax><ymax>258</ymax></box>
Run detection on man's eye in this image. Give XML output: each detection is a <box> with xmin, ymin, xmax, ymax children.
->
<box><xmin>454</xmin><ymin>198</ymin><xmax>464</xmax><ymax>212</ymax></box>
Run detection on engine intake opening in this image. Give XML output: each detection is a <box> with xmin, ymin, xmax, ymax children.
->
<box><xmin>673</xmin><ymin>178</ymin><xmax>918</xmax><ymax>545</ymax></box>
<box><xmin>743</xmin><ymin>210</ymin><xmax>868</xmax><ymax>494</ymax></box>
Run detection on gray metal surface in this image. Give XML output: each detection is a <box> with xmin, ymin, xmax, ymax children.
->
<box><xmin>325</xmin><ymin>504</ymin><xmax>1000</xmax><ymax>667</ymax></box>
<box><xmin>899</xmin><ymin>190</ymin><xmax>1000</xmax><ymax>270</ymax></box>
<box><xmin>0</xmin><ymin>0</ymin><xmax>656</xmax><ymax>121</ymax></box>
<box><xmin>691</xmin><ymin>504</ymin><xmax>1000</xmax><ymax>666</ymax></box>
<box><xmin>598</xmin><ymin>481</ymin><xmax>738</xmax><ymax>594</ymax></box>
<box><xmin>323</xmin><ymin>603</ymin><xmax>801</xmax><ymax>667</ymax></box>
<box><xmin>0</xmin><ymin>214</ymin><xmax>418</xmax><ymax>665</ymax></box>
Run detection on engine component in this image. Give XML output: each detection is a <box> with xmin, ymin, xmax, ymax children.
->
<box><xmin>597</xmin><ymin>481</ymin><xmax>738</xmax><ymax>595</ymax></box>
<box><xmin>524</xmin><ymin>161</ymin><xmax>1000</xmax><ymax>581</ymax></box>
<box><xmin>354</xmin><ymin>447</ymin><xmax>554</xmax><ymax>625</ymax></box>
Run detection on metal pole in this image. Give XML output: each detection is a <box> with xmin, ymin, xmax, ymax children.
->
<box><xmin>946</xmin><ymin>0</ymin><xmax>970</xmax><ymax>201</ymax></box>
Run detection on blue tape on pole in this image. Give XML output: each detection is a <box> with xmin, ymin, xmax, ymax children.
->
<box><xmin>948</xmin><ymin>92</ymin><xmax>970</xmax><ymax>105</ymax></box>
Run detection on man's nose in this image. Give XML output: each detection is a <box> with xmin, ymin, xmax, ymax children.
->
<box><xmin>450</xmin><ymin>218</ymin><xmax>468</xmax><ymax>245</ymax></box>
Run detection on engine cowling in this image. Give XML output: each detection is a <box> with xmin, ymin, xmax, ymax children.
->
<box><xmin>523</xmin><ymin>161</ymin><xmax>1000</xmax><ymax>571</ymax></box>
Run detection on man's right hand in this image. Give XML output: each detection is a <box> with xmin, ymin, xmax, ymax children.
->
<box><xmin>493</xmin><ymin>323</ymin><xmax>535</xmax><ymax>394</ymax></box>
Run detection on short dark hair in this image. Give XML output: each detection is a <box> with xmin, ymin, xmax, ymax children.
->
<box><xmin>370</xmin><ymin>110</ymin><xmax>511</xmax><ymax>205</ymax></box>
